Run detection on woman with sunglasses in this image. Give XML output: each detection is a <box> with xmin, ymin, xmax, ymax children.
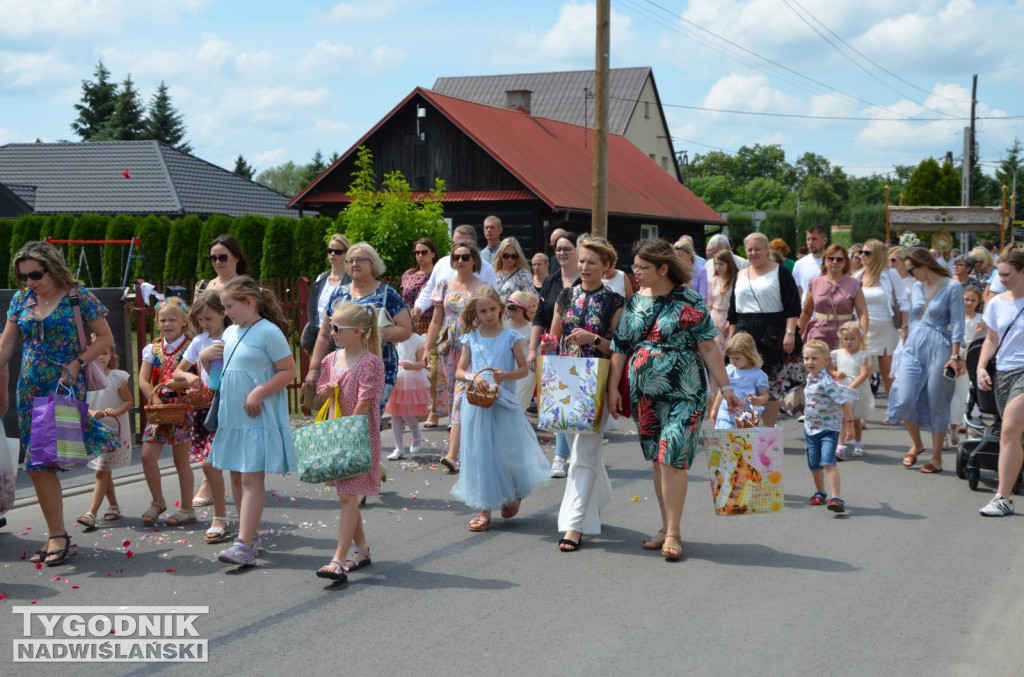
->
<box><xmin>300</xmin><ymin>234</ymin><xmax>352</xmax><ymax>356</ymax></box>
<box><xmin>0</xmin><ymin>241</ymin><xmax>120</xmax><ymax>566</ymax></box>
<box><xmin>492</xmin><ymin>237</ymin><xmax>534</xmax><ymax>302</ymax></box>
<box><xmin>529</xmin><ymin>231</ymin><xmax>581</xmax><ymax>478</ymax></box>
<box><xmin>422</xmin><ymin>242</ymin><xmax>487</xmax><ymax>472</ymax></box>
<box><xmin>307</xmin><ymin>242</ymin><xmax>412</xmax><ymax>419</ymax></box>
<box><xmin>855</xmin><ymin>239</ymin><xmax>909</xmax><ymax>398</ymax></box>
<box><xmin>848</xmin><ymin>243</ymin><xmax>865</xmax><ymax>276</ymax></box>
<box><xmin>400</xmin><ymin>238</ymin><xmax>438</xmax><ymax>424</ymax></box>
<box><xmin>886</xmin><ymin>248</ymin><xmax>965</xmax><ymax>474</ymax></box>
<box><xmin>195</xmin><ymin>234</ymin><xmax>249</xmax><ymax>301</ymax></box>
<box><xmin>798</xmin><ymin>243</ymin><xmax>868</xmax><ymax>350</ymax></box>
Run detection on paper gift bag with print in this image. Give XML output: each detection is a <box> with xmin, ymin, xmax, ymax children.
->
<box><xmin>0</xmin><ymin>436</ymin><xmax>19</xmax><ymax>515</ymax></box>
<box><xmin>29</xmin><ymin>386</ymin><xmax>91</xmax><ymax>468</ymax></box>
<box><xmin>702</xmin><ymin>427</ymin><xmax>784</xmax><ymax>515</ymax></box>
<box><xmin>293</xmin><ymin>391</ymin><xmax>372</xmax><ymax>484</ymax></box>
<box><xmin>536</xmin><ymin>353</ymin><xmax>610</xmax><ymax>433</ymax></box>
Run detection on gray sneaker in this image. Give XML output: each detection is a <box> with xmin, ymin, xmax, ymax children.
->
<box><xmin>980</xmin><ymin>494</ymin><xmax>1014</xmax><ymax>517</ymax></box>
<box><xmin>217</xmin><ymin>540</ymin><xmax>256</xmax><ymax>566</ymax></box>
<box><xmin>251</xmin><ymin>532</ymin><xmax>262</xmax><ymax>557</ymax></box>
<box><xmin>550</xmin><ymin>455</ymin><xmax>569</xmax><ymax>478</ymax></box>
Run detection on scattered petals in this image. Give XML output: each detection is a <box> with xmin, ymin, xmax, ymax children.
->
<box><xmin>35</xmin><ymin>563</ymin><xmax>42</xmax><ymax>570</ymax></box>
<box><xmin>122</xmin><ymin>540</ymin><xmax>131</xmax><ymax>547</ymax></box>
<box><xmin>30</xmin><ymin>599</ymin><xmax>37</xmax><ymax>604</ymax></box>
<box><xmin>629</xmin><ymin>495</ymin><xmax>641</xmax><ymax>502</ymax></box>
<box><xmin>125</xmin><ymin>550</ymin><xmax>134</xmax><ymax>558</ymax></box>
<box><xmin>122</xmin><ymin>169</ymin><xmax>131</xmax><ymax>179</ymax></box>
<box><xmin>165</xmin><ymin>568</ymin><xmax>176</xmax><ymax>573</ymax></box>
<box><xmin>20</xmin><ymin>551</ymin><xmax>26</xmax><ymax>560</ymax></box>
<box><xmin>71</xmin><ymin>585</ymin><xmax>79</xmax><ymax>589</ymax></box>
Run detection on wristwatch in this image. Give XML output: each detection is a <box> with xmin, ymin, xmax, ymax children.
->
<box><xmin>593</xmin><ymin>336</ymin><xmax>602</xmax><ymax>347</ymax></box>
<box><xmin>785</xmin><ymin>329</ymin><xmax>794</xmax><ymax>335</ymax></box>
<box><xmin>75</xmin><ymin>357</ymin><xmax>86</xmax><ymax>369</ymax></box>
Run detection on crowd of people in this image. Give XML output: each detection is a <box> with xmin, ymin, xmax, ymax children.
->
<box><xmin>3</xmin><ymin>221</ymin><xmax>1022</xmax><ymax>576</ymax></box>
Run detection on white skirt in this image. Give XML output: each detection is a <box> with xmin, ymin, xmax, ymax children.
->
<box><xmin>865</xmin><ymin>317</ymin><xmax>901</xmax><ymax>357</ymax></box>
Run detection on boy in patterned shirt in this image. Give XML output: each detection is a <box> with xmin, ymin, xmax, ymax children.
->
<box><xmin>802</xmin><ymin>340</ymin><xmax>858</xmax><ymax>513</ymax></box>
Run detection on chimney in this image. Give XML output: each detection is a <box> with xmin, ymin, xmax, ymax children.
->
<box><xmin>505</xmin><ymin>89</ymin><xmax>532</xmax><ymax>114</ymax></box>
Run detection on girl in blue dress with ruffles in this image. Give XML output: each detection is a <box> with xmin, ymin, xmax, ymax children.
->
<box><xmin>452</xmin><ymin>287</ymin><xmax>549</xmax><ymax>532</ymax></box>
<box><xmin>207</xmin><ymin>277</ymin><xmax>297</xmax><ymax>567</ymax></box>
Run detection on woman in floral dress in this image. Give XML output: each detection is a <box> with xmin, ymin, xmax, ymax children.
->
<box><xmin>421</xmin><ymin>242</ymin><xmax>486</xmax><ymax>471</ymax></box>
<box><xmin>401</xmin><ymin>238</ymin><xmax>439</xmax><ymax>425</ymax></box>
<box><xmin>609</xmin><ymin>239</ymin><xmax>740</xmax><ymax>561</ymax></box>
<box><xmin>540</xmin><ymin>238</ymin><xmax>624</xmax><ymax>552</ymax></box>
<box><xmin>492</xmin><ymin>237</ymin><xmax>535</xmax><ymax>301</ymax></box>
<box><xmin>0</xmin><ymin>241</ymin><xmax>119</xmax><ymax>566</ymax></box>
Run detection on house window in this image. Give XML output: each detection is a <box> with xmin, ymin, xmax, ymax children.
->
<box><xmin>644</xmin><ymin>101</ymin><xmax>650</xmax><ymax>119</ymax></box>
<box><xmin>662</xmin><ymin>156</ymin><xmax>668</xmax><ymax>170</ymax></box>
<box><xmin>640</xmin><ymin>224</ymin><xmax>658</xmax><ymax>240</ymax></box>
<box><xmin>649</xmin><ymin>153</ymin><xmax>656</xmax><ymax>162</ymax></box>
<box><xmin>444</xmin><ymin>217</ymin><xmax>453</xmax><ymax>238</ymax></box>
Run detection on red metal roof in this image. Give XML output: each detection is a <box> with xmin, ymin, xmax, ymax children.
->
<box><xmin>293</xmin><ymin>87</ymin><xmax>723</xmax><ymax>224</ymax></box>
<box><xmin>308</xmin><ymin>189</ymin><xmax>536</xmax><ymax>204</ymax></box>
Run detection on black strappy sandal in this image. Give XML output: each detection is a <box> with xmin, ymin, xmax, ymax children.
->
<box><xmin>44</xmin><ymin>534</ymin><xmax>72</xmax><ymax>567</ymax></box>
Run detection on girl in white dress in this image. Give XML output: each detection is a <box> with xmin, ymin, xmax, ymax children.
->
<box><xmin>830</xmin><ymin>322</ymin><xmax>874</xmax><ymax>458</ymax></box>
<box><xmin>75</xmin><ymin>342</ymin><xmax>133</xmax><ymax>529</ymax></box>
<box><xmin>949</xmin><ymin>286</ymin><xmax>987</xmax><ymax>448</ymax></box>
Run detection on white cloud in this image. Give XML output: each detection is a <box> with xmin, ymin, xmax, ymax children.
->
<box><xmin>311</xmin><ymin>119</ymin><xmax>350</xmax><ymax>136</ymax></box>
<box><xmin>0</xmin><ymin>51</ymin><xmax>78</xmax><ymax>89</ymax></box>
<box><xmin>489</xmin><ymin>1</ymin><xmax>637</xmax><ymax>69</ymax></box>
<box><xmin>0</xmin><ymin>128</ymin><xmax>25</xmax><ymax>144</ymax></box>
<box><xmin>703</xmin><ymin>73</ymin><xmax>801</xmax><ymax>114</ymax></box>
<box><xmin>0</xmin><ymin>0</ymin><xmax>209</xmax><ymax>40</ymax></box>
<box><xmin>252</xmin><ymin>148</ymin><xmax>290</xmax><ymax>168</ymax></box>
<box><xmin>321</xmin><ymin>0</ymin><xmax>415</xmax><ymax>22</ymax></box>
<box><xmin>295</xmin><ymin>41</ymin><xmax>405</xmax><ymax>77</ymax></box>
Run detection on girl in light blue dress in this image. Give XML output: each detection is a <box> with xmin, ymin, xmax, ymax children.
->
<box><xmin>886</xmin><ymin>249</ymin><xmax>965</xmax><ymax>474</ymax></box>
<box><xmin>452</xmin><ymin>287</ymin><xmax>549</xmax><ymax>532</ymax></box>
<box><xmin>208</xmin><ymin>277</ymin><xmax>297</xmax><ymax>566</ymax></box>
<box><xmin>712</xmin><ymin>332</ymin><xmax>769</xmax><ymax>428</ymax></box>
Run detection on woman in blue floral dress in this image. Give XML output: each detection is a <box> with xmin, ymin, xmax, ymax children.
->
<box><xmin>0</xmin><ymin>242</ymin><xmax>119</xmax><ymax>566</ymax></box>
<box><xmin>609</xmin><ymin>239</ymin><xmax>740</xmax><ymax>560</ymax></box>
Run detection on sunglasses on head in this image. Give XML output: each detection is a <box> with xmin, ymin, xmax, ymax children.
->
<box><xmin>826</xmin><ymin>256</ymin><xmax>846</xmax><ymax>262</ymax></box>
<box><xmin>209</xmin><ymin>254</ymin><xmax>230</xmax><ymax>263</ymax></box>
<box><xmin>326</xmin><ymin>247</ymin><xmax>346</xmax><ymax>256</ymax></box>
<box><xmin>17</xmin><ymin>270</ymin><xmax>45</xmax><ymax>282</ymax></box>
<box><xmin>451</xmin><ymin>253</ymin><xmax>472</xmax><ymax>262</ymax></box>
<box><xmin>502</xmin><ymin>252</ymin><xmax>519</xmax><ymax>260</ymax></box>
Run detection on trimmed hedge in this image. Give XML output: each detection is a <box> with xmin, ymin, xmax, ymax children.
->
<box><xmin>103</xmin><ymin>214</ymin><xmax>137</xmax><ymax>286</ymax></box>
<box><xmin>261</xmin><ymin>216</ymin><xmax>295</xmax><ymax>279</ymax></box>
<box><xmin>196</xmin><ymin>214</ymin><xmax>233</xmax><ymax>280</ymax></box>
<box><xmin>165</xmin><ymin>215</ymin><xmax>203</xmax><ymax>281</ymax></box>
<box><xmin>231</xmin><ymin>214</ymin><xmax>267</xmax><ymax>280</ymax></box>
<box><xmin>68</xmin><ymin>214</ymin><xmax>109</xmax><ymax>286</ymax></box>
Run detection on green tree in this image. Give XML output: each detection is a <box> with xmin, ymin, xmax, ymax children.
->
<box><xmin>261</xmin><ymin>216</ymin><xmax>296</xmax><ymax>279</ymax></box>
<box><xmin>293</xmin><ymin>216</ymin><xmax>334</xmax><ymax>280</ymax></box>
<box><xmin>849</xmin><ymin>204</ymin><xmax>887</xmax><ymax>243</ymax></box>
<box><xmin>725</xmin><ymin>212</ymin><xmax>754</xmax><ymax>254</ymax></box>
<box><xmin>68</xmin><ymin>214</ymin><xmax>109</xmax><ymax>286</ymax></box>
<box><xmin>134</xmin><ymin>215</ymin><xmax>172</xmax><ymax>280</ymax></box>
<box><xmin>233</xmin><ymin>155</ymin><xmax>255</xmax><ymax>180</ymax></box>
<box><xmin>795</xmin><ymin>203</ymin><xmax>831</xmax><ymax>247</ymax></box>
<box><xmin>8</xmin><ymin>214</ymin><xmax>44</xmax><ymax>285</ymax></box>
<box><xmin>297</xmin><ymin>150</ymin><xmax>329</xmax><ymax>190</ymax></box>
<box><xmin>760</xmin><ymin>209</ymin><xmax>797</xmax><ymax>253</ymax></box>
<box><xmin>71</xmin><ymin>61</ymin><xmax>118</xmax><ymax>141</ymax></box>
<box><xmin>338</xmin><ymin>146</ymin><xmax>448</xmax><ymax>276</ymax></box>
<box><xmin>39</xmin><ymin>213</ymin><xmax>74</xmax><ymax>245</ymax></box>
<box><xmin>690</xmin><ymin>151</ymin><xmax>738</xmax><ymax>181</ymax></box>
<box><xmin>230</xmin><ymin>214</ymin><xmax>267</xmax><ymax>280</ymax></box>
<box><xmin>195</xmin><ymin>214</ymin><xmax>234</xmax><ymax>279</ymax></box>
<box><xmin>102</xmin><ymin>214</ymin><xmax>137</xmax><ymax>286</ymax></box>
<box><xmin>735</xmin><ymin>144</ymin><xmax>794</xmax><ymax>184</ymax></box>
<box><xmin>735</xmin><ymin>177</ymin><xmax>789</xmax><ymax>210</ymax></box>
<box><xmin>0</xmin><ymin>219</ymin><xmax>13</xmax><ymax>286</ymax></box>
<box><xmin>936</xmin><ymin>159</ymin><xmax>961</xmax><ymax>205</ymax></box>
<box><xmin>689</xmin><ymin>175</ymin><xmax>735</xmax><ymax>212</ymax></box>
<box><xmin>255</xmin><ymin>161</ymin><xmax>302</xmax><ymax>197</ymax></box>
<box><xmin>903</xmin><ymin>158</ymin><xmax>943</xmax><ymax>206</ymax></box>
<box><xmin>144</xmin><ymin>81</ymin><xmax>191</xmax><ymax>153</ymax></box>
<box><xmin>801</xmin><ymin>176</ymin><xmax>842</xmax><ymax>222</ymax></box>
<box><xmin>92</xmin><ymin>75</ymin><xmax>146</xmax><ymax>141</ymax></box>
<box><xmin>164</xmin><ymin>215</ymin><xmax>203</xmax><ymax>281</ymax></box>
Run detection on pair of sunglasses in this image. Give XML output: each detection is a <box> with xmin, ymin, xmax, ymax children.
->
<box><xmin>209</xmin><ymin>254</ymin><xmax>231</xmax><ymax>263</ymax></box>
<box><xmin>17</xmin><ymin>270</ymin><xmax>46</xmax><ymax>282</ymax></box>
<box><xmin>452</xmin><ymin>253</ymin><xmax>473</xmax><ymax>262</ymax></box>
<box><xmin>502</xmin><ymin>253</ymin><xmax>519</xmax><ymax>260</ymax></box>
<box><xmin>326</xmin><ymin>247</ymin><xmax>347</xmax><ymax>256</ymax></box>
<box><xmin>329</xmin><ymin>324</ymin><xmax>357</xmax><ymax>333</ymax></box>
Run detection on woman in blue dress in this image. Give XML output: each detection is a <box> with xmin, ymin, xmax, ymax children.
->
<box><xmin>0</xmin><ymin>242</ymin><xmax>119</xmax><ymax>566</ymax></box>
<box><xmin>886</xmin><ymin>248</ymin><xmax>965</xmax><ymax>474</ymax></box>
<box><xmin>305</xmin><ymin>242</ymin><xmax>412</xmax><ymax>415</ymax></box>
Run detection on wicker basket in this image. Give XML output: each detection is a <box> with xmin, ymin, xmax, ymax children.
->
<box><xmin>415</xmin><ymin>321</ymin><xmax>432</xmax><ymax>335</ymax></box>
<box><xmin>144</xmin><ymin>391</ymin><xmax>189</xmax><ymax>425</ymax></box>
<box><xmin>734</xmin><ymin>395</ymin><xmax>762</xmax><ymax>429</ymax></box>
<box><xmin>466</xmin><ymin>368</ymin><xmax>499</xmax><ymax>409</ymax></box>
<box><xmin>182</xmin><ymin>387</ymin><xmax>215</xmax><ymax>411</ymax></box>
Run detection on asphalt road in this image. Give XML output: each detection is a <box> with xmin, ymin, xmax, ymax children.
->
<box><xmin>2</xmin><ymin>403</ymin><xmax>1024</xmax><ymax>676</ymax></box>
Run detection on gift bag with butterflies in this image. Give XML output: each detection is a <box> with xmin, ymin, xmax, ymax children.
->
<box><xmin>536</xmin><ymin>351</ymin><xmax>610</xmax><ymax>434</ymax></box>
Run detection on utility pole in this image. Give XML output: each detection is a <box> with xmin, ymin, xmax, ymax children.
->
<box><xmin>591</xmin><ymin>0</ymin><xmax>609</xmax><ymax>238</ymax></box>
<box><xmin>962</xmin><ymin>74</ymin><xmax>977</xmax><ymax>206</ymax></box>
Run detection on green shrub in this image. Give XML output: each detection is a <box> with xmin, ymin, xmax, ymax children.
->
<box><xmin>759</xmin><ymin>209</ymin><xmax>796</xmax><ymax>253</ymax></box>
<box><xmin>102</xmin><ymin>214</ymin><xmax>137</xmax><ymax>286</ymax></box>
<box><xmin>196</xmin><ymin>214</ymin><xmax>233</xmax><ymax>279</ymax></box>
<box><xmin>0</xmin><ymin>219</ymin><xmax>13</xmax><ymax>284</ymax></box>
<box><xmin>261</xmin><ymin>216</ymin><xmax>296</xmax><ymax>279</ymax></box>
<box><xmin>293</xmin><ymin>216</ymin><xmax>331</xmax><ymax>280</ymax></box>
<box><xmin>231</xmin><ymin>214</ymin><xmax>267</xmax><ymax>280</ymax></box>
<box><xmin>40</xmin><ymin>214</ymin><xmax>74</xmax><ymax>244</ymax></box>
<box><xmin>165</xmin><ymin>215</ymin><xmax>203</xmax><ymax>281</ymax></box>
<box><xmin>9</xmin><ymin>214</ymin><xmax>44</xmax><ymax>284</ymax></box>
<box><xmin>68</xmin><ymin>214</ymin><xmax>109</xmax><ymax>286</ymax></box>
<box><xmin>726</xmin><ymin>211</ymin><xmax>755</xmax><ymax>255</ymax></box>
<box><xmin>796</xmin><ymin>203</ymin><xmax>832</xmax><ymax>247</ymax></box>
<box><xmin>850</xmin><ymin>204</ymin><xmax>887</xmax><ymax>244</ymax></box>
<box><xmin>134</xmin><ymin>215</ymin><xmax>171</xmax><ymax>280</ymax></box>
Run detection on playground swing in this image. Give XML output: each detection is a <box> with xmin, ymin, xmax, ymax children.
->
<box><xmin>45</xmin><ymin>238</ymin><xmax>153</xmax><ymax>288</ymax></box>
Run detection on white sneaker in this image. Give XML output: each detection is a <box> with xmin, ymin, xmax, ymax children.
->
<box><xmin>550</xmin><ymin>456</ymin><xmax>569</xmax><ymax>478</ymax></box>
<box><xmin>409</xmin><ymin>440</ymin><xmax>422</xmax><ymax>454</ymax></box>
<box><xmin>980</xmin><ymin>494</ymin><xmax>1014</xmax><ymax>517</ymax></box>
<box><xmin>387</xmin><ymin>448</ymin><xmax>404</xmax><ymax>461</ymax></box>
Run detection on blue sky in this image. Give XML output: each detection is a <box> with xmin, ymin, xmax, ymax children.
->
<box><xmin>1</xmin><ymin>0</ymin><xmax>1022</xmax><ymax>182</ymax></box>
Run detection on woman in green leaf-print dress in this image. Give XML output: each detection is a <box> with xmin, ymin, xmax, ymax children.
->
<box><xmin>609</xmin><ymin>239</ymin><xmax>739</xmax><ymax>561</ymax></box>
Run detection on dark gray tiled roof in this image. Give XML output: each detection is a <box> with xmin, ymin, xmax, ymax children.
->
<box><xmin>0</xmin><ymin>141</ymin><xmax>304</xmax><ymax>218</ymax></box>
<box><xmin>432</xmin><ymin>67</ymin><xmax>651</xmax><ymax>134</ymax></box>
<box><xmin>0</xmin><ymin>182</ymin><xmax>35</xmax><ymax>218</ymax></box>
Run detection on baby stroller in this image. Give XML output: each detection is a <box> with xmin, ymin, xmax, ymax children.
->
<box><xmin>956</xmin><ymin>337</ymin><xmax>1024</xmax><ymax>493</ymax></box>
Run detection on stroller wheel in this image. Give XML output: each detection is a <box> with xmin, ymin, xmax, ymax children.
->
<box><xmin>956</xmin><ymin>445</ymin><xmax>969</xmax><ymax>479</ymax></box>
<box><xmin>967</xmin><ymin>466</ymin><xmax>980</xmax><ymax>491</ymax></box>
